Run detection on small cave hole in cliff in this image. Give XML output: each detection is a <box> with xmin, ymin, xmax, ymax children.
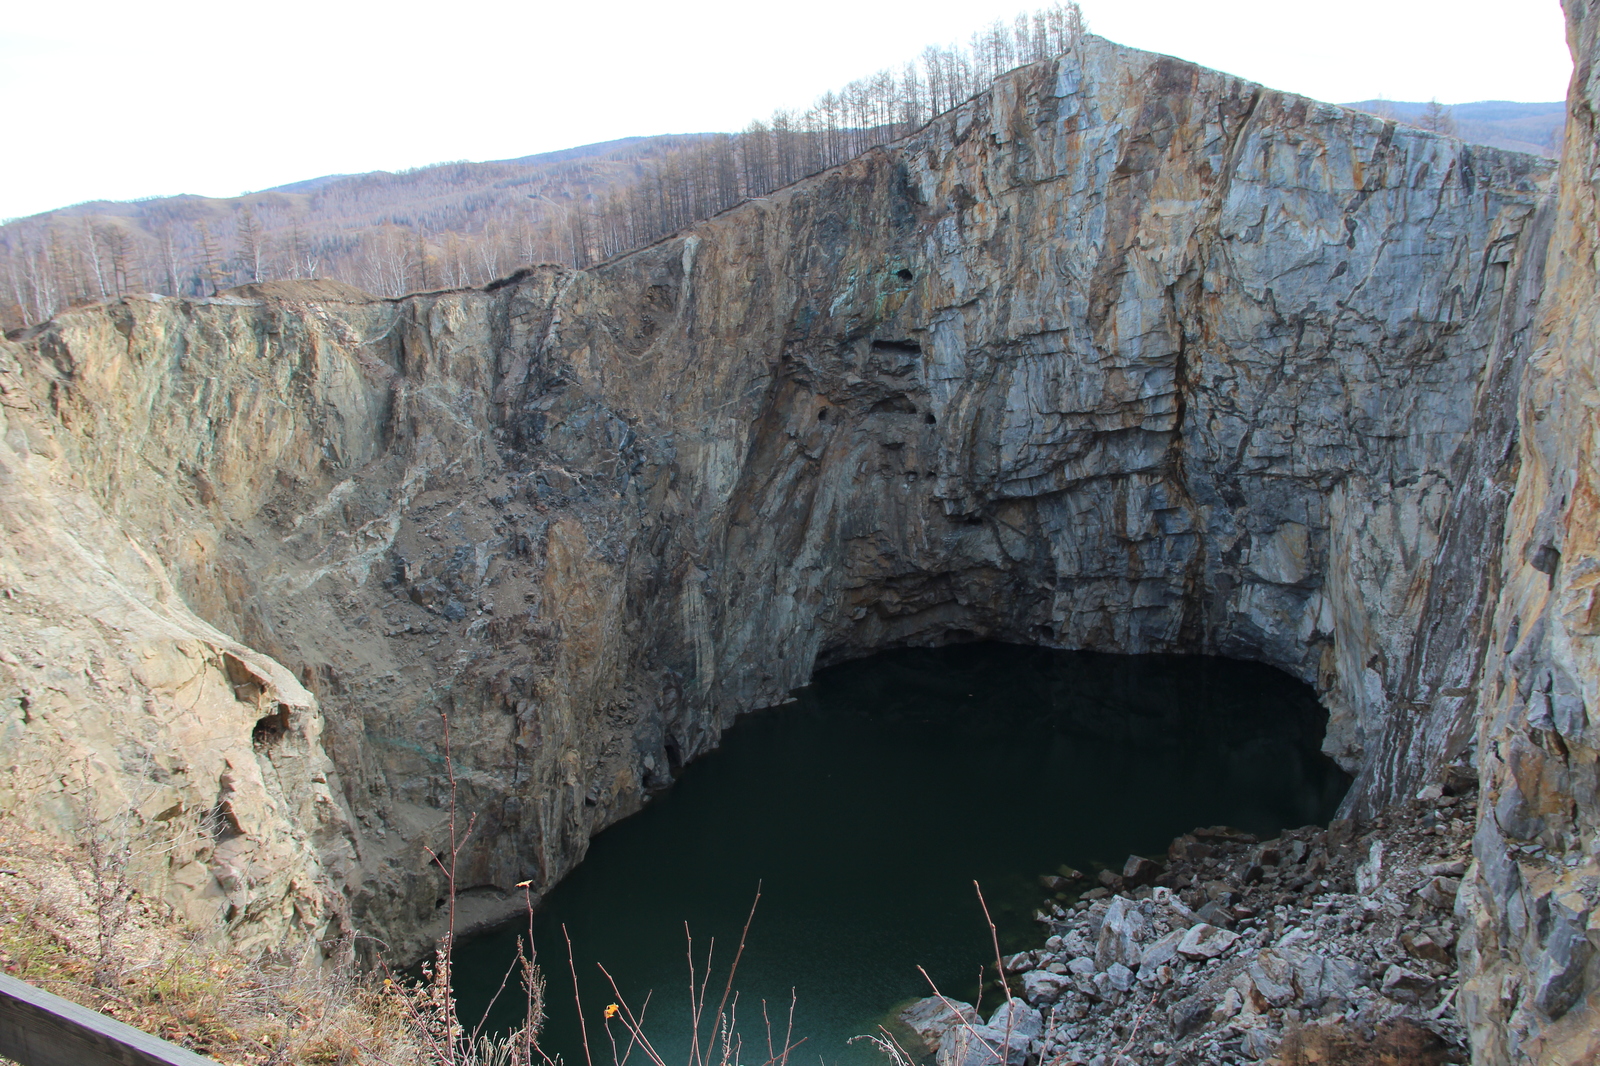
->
<box><xmin>252</xmin><ymin>703</ymin><xmax>291</xmax><ymax>748</ymax></box>
<box><xmin>456</xmin><ymin>643</ymin><xmax>1348</xmax><ymax>1066</ymax></box>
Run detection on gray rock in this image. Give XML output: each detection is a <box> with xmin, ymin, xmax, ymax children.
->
<box><xmin>1019</xmin><ymin>970</ymin><xmax>1071</xmax><ymax>1006</ymax></box>
<box><xmin>1094</xmin><ymin>897</ymin><xmax>1146</xmax><ymax>970</ymax></box>
<box><xmin>1419</xmin><ymin>876</ymin><xmax>1461</xmax><ymax>909</ymax></box>
<box><xmin>936</xmin><ymin>1025</ymin><xmax>1027</xmax><ymax>1066</ymax></box>
<box><xmin>1291</xmin><ymin>951</ymin><xmax>1364</xmax><ymax>1010</ymax></box>
<box><xmin>1138</xmin><ymin>928</ymin><xmax>1186</xmax><ymax>973</ymax></box>
<box><xmin>1380</xmin><ymin>964</ymin><xmax>1435</xmax><ymax>1003</ymax></box>
<box><xmin>1532</xmin><ymin>893</ymin><xmax>1595</xmax><ymax>1019</ymax></box>
<box><xmin>986</xmin><ymin>1000</ymin><xmax>1043</xmax><ymax>1041</ymax></box>
<box><xmin>1177</xmin><ymin>923</ymin><xmax>1239</xmax><ymax>960</ymax></box>
<box><xmin>1170</xmin><ymin>993</ymin><xmax>1217</xmax><ymax>1038</ymax></box>
<box><xmin>1356</xmin><ymin>841</ymin><xmax>1385</xmax><ymax>896</ymax></box>
<box><xmin>899</xmin><ymin>997</ymin><xmax>980</xmax><ymax>1048</ymax></box>
<box><xmin>1241</xmin><ymin>1028</ymin><xmax>1280</xmax><ymax>1060</ymax></box>
<box><xmin>1105</xmin><ymin>962</ymin><xmax>1135</xmax><ymax>993</ymax></box>
<box><xmin>1246</xmin><ymin>950</ymin><xmax>1296</xmax><ymax>1008</ymax></box>
<box><xmin>1122</xmin><ymin>855</ymin><xmax>1163</xmax><ymax>888</ymax></box>
<box><xmin>1001</xmin><ymin>951</ymin><xmax>1038</xmax><ymax>974</ymax></box>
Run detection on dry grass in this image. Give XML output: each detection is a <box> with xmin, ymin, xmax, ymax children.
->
<box><xmin>0</xmin><ymin>830</ymin><xmax>429</xmax><ymax>1065</ymax></box>
<box><xmin>1275</xmin><ymin>1018</ymin><xmax>1455</xmax><ymax>1066</ymax></box>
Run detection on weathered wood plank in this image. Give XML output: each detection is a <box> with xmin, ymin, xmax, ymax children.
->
<box><xmin>0</xmin><ymin>971</ymin><xmax>215</xmax><ymax>1066</ymax></box>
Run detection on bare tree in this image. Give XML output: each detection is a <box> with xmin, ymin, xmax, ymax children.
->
<box><xmin>235</xmin><ymin>206</ymin><xmax>266</xmax><ymax>283</ymax></box>
<box><xmin>0</xmin><ymin>2</ymin><xmax>1087</xmax><ymax>308</ymax></box>
<box><xmin>195</xmin><ymin>221</ymin><xmax>225</xmax><ymax>296</ymax></box>
<box><xmin>1421</xmin><ymin>99</ymin><xmax>1456</xmax><ymax>136</ymax></box>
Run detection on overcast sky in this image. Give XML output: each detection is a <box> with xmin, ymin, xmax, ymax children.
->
<box><xmin>0</xmin><ymin>0</ymin><xmax>1572</xmax><ymax>221</ymax></box>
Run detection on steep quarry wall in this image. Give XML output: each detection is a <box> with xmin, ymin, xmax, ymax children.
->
<box><xmin>0</xmin><ymin>23</ymin><xmax>1590</xmax><ymax>1063</ymax></box>
<box><xmin>1455</xmin><ymin>2</ymin><xmax>1600</xmax><ymax>1062</ymax></box>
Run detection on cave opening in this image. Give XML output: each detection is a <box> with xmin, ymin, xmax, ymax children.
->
<box><xmin>455</xmin><ymin>642</ymin><xmax>1349</xmax><ymax>1065</ymax></box>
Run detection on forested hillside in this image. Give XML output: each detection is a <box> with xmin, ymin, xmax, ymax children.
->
<box><xmin>0</xmin><ymin>4</ymin><xmax>1085</xmax><ymax>329</ymax></box>
<box><xmin>1</xmin><ymin>2</ymin><xmax>1560</xmax><ymax>332</ymax></box>
<box><xmin>0</xmin><ymin>135</ymin><xmax>710</xmax><ymax>326</ymax></box>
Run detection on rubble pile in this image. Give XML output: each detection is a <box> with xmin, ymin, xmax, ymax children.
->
<box><xmin>898</xmin><ymin>785</ymin><xmax>1477</xmax><ymax>1065</ymax></box>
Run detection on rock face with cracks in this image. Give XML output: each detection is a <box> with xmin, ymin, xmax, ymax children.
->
<box><xmin>0</xmin><ymin>20</ymin><xmax>1593</xmax><ymax>1064</ymax></box>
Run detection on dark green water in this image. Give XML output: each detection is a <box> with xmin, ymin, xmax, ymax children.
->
<box><xmin>454</xmin><ymin>644</ymin><xmax>1349</xmax><ymax>1065</ymax></box>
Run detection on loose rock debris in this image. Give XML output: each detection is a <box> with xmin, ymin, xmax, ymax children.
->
<box><xmin>898</xmin><ymin>786</ymin><xmax>1476</xmax><ymax>1065</ymax></box>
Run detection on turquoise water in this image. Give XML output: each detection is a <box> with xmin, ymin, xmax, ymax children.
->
<box><xmin>453</xmin><ymin>644</ymin><xmax>1349</xmax><ymax>1066</ymax></box>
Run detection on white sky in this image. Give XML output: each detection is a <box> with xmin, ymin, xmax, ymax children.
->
<box><xmin>0</xmin><ymin>0</ymin><xmax>1572</xmax><ymax>222</ymax></box>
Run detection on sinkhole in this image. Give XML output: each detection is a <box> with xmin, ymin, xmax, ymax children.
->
<box><xmin>454</xmin><ymin>643</ymin><xmax>1350</xmax><ymax>1065</ymax></box>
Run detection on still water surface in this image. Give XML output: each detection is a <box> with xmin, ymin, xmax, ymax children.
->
<box><xmin>455</xmin><ymin>644</ymin><xmax>1349</xmax><ymax>1065</ymax></box>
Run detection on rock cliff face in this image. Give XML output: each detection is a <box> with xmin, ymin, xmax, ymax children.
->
<box><xmin>0</xmin><ymin>22</ymin><xmax>1590</xmax><ymax>1063</ymax></box>
<box><xmin>1454</xmin><ymin>3</ymin><xmax>1600</xmax><ymax>1062</ymax></box>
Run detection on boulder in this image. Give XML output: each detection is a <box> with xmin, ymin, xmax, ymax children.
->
<box><xmin>1380</xmin><ymin>964</ymin><xmax>1436</xmax><ymax>1003</ymax></box>
<box><xmin>1177</xmin><ymin>923</ymin><xmax>1239</xmax><ymax>960</ymax></box>
<box><xmin>1419</xmin><ymin>876</ymin><xmax>1460</xmax><ymax>909</ymax></box>
<box><xmin>987</xmin><ymin>1000</ymin><xmax>1043</xmax><ymax>1041</ymax></box>
<box><xmin>1159</xmin><ymin>891</ymin><xmax>1202</xmax><ymax>928</ymax></box>
<box><xmin>936</xmin><ymin>1025</ymin><xmax>1027</xmax><ymax>1066</ymax></box>
<box><xmin>1169</xmin><ymin>836</ymin><xmax>1215</xmax><ymax>863</ymax></box>
<box><xmin>1094</xmin><ymin>897</ymin><xmax>1147</xmax><ymax>970</ymax></box>
<box><xmin>1138</xmin><ymin>929</ymin><xmax>1186</xmax><ymax>973</ymax></box>
<box><xmin>1001</xmin><ymin>951</ymin><xmax>1038</xmax><ymax>974</ymax></box>
<box><xmin>1291</xmin><ymin>951</ymin><xmax>1364</xmax><ymax>1010</ymax></box>
<box><xmin>899</xmin><ymin>997</ymin><xmax>980</xmax><ymax>1049</ymax></box>
<box><xmin>1531</xmin><ymin>891</ymin><xmax>1595</xmax><ymax>1019</ymax></box>
<box><xmin>1211</xmin><ymin>987</ymin><xmax>1242</xmax><ymax>1022</ymax></box>
<box><xmin>1356</xmin><ymin>840</ymin><xmax>1385</xmax><ymax>895</ymax></box>
<box><xmin>1241</xmin><ymin>1027</ymin><xmax>1279</xmax><ymax>1061</ymax></box>
<box><xmin>1246</xmin><ymin>951</ymin><xmax>1296</xmax><ymax>1008</ymax></box>
<box><xmin>1170</xmin><ymin>993</ymin><xmax>1217</xmax><ymax>1038</ymax></box>
<box><xmin>1122</xmin><ymin>855</ymin><xmax>1164</xmax><ymax>888</ymax></box>
<box><xmin>1020</xmin><ymin>970</ymin><xmax>1071</xmax><ymax>1005</ymax></box>
<box><xmin>1402</xmin><ymin>931</ymin><xmax>1452</xmax><ymax>965</ymax></box>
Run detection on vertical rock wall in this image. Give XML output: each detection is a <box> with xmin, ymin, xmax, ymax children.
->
<box><xmin>1456</xmin><ymin>2</ymin><xmax>1600</xmax><ymax>1061</ymax></box>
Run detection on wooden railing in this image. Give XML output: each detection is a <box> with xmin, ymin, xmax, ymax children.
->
<box><xmin>0</xmin><ymin>971</ymin><xmax>214</xmax><ymax>1066</ymax></box>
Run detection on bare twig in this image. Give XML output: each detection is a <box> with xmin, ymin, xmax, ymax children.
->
<box><xmin>1115</xmin><ymin>991</ymin><xmax>1160</xmax><ymax>1064</ymax></box>
<box><xmin>707</xmin><ymin>882</ymin><xmax>761</xmax><ymax>1064</ymax></box>
<box><xmin>595</xmin><ymin>963</ymin><xmax>671</xmax><ymax>1066</ymax></box>
<box><xmin>975</xmin><ymin>881</ymin><xmax>1016</xmax><ymax>1064</ymax></box>
<box><xmin>565</xmin><ymin>924</ymin><xmax>596</xmax><ymax>1066</ymax></box>
<box><xmin>917</xmin><ymin>965</ymin><xmax>1005</xmax><ymax>1065</ymax></box>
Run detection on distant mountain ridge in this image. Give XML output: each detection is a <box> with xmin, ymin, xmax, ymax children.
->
<box><xmin>1342</xmin><ymin>99</ymin><xmax>1564</xmax><ymax>156</ymax></box>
